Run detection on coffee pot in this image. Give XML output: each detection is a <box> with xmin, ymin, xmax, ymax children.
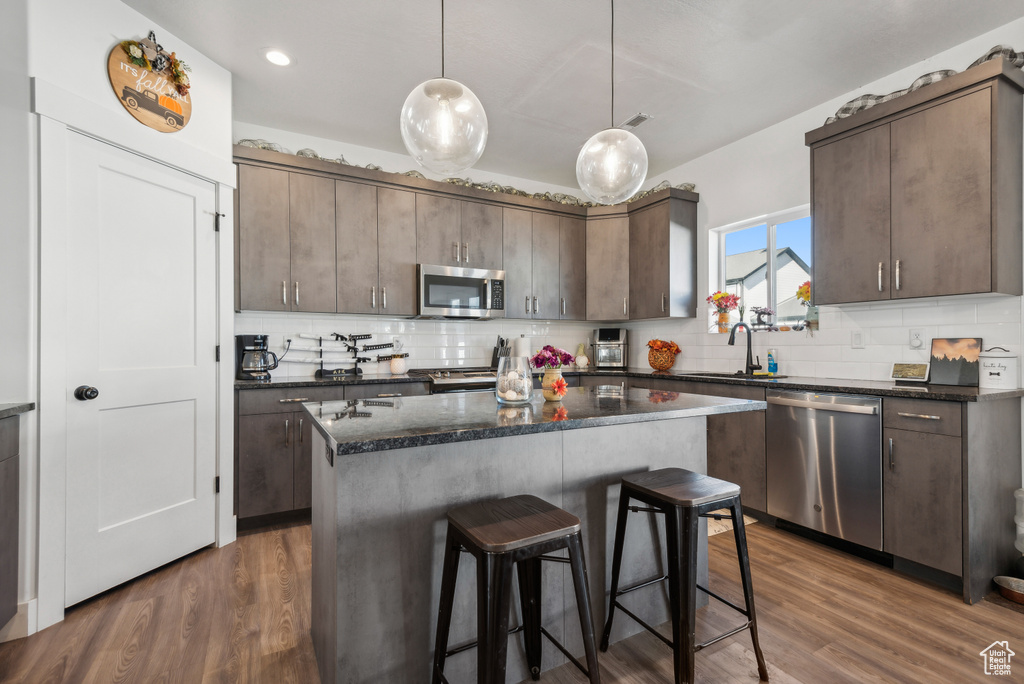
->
<box><xmin>236</xmin><ymin>334</ymin><xmax>279</xmax><ymax>381</ymax></box>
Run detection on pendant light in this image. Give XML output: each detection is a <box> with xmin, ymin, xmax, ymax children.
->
<box><xmin>400</xmin><ymin>0</ymin><xmax>488</xmax><ymax>175</ymax></box>
<box><xmin>576</xmin><ymin>0</ymin><xmax>648</xmax><ymax>205</ymax></box>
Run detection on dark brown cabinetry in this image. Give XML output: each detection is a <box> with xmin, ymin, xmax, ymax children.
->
<box><xmin>0</xmin><ymin>417</ymin><xmax>19</xmax><ymax>628</ymax></box>
<box><xmin>336</xmin><ymin>182</ymin><xmax>418</xmax><ymax>316</ymax></box>
<box><xmin>460</xmin><ymin>200</ymin><xmax>503</xmax><ymax>271</ymax></box>
<box><xmin>237</xmin><ymin>165</ymin><xmax>337</xmax><ymax>313</ymax></box>
<box><xmin>808</xmin><ymin>59</ymin><xmax>1024</xmax><ymax>305</ymax></box>
<box><xmin>502</xmin><ymin>208</ymin><xmax>562</xmax><ymax>320</ymax></box>
<box><xmin>628</xmin><ymin>193</ymin><xmax>698</xmax><ymax>319</ymax></box>
<box><xmin>558</xmin><ymin>217</ymin><xmax>586</xmax><ymax>320</ymax></box>
<box><xmin>586</xmin><ymin>216</ymin><xmax>629</xmax><ymax>321</ymax></box>
<box><xmin>417</xmin><ymin>195</ymin><xmax>503</xmax><ymax>271</ymax></box>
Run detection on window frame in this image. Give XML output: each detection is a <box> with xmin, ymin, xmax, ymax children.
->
<box><xmin>713</xmin><ymin>204</ymin><xmax>811</xmax><ymax>327</ymax></box>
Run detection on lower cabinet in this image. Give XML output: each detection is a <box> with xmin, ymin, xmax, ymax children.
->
<box><xmin>0</xmin><ymin>417</ymin><xmax>19</xmax><ymax>628</ymax></box>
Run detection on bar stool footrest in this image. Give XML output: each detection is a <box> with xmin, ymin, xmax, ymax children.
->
<box><xmin>539</xmin><ymin>625</ymin><xmax>593</xmax><ymax>678</ymax></box>
<box><xmin>696</xmin><ymin>583</ymin><xmax>750</xmax><ymax>617</ymax></box>
<box><xmin>614</xmin><ymin>574</ymin><xmax>669</xmax><ymax>598</ymax></box>
<box><xmin>609</xmin><ymin>600</ymin><xmax>674</xmax><ymax>648</ymax></box>
<box><xmin>444</xmin><ymin>624</ymin><xmax>525</xmax><ymax>658</ymax></box>
<box><xmin>695</xmin><ymin>620</ymin><xmax>754</xmax><ymax>652</ymax></box>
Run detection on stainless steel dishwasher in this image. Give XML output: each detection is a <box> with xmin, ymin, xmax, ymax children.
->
<box><xmin>766</xmin><ymin>390</ymin><xmax>883</xmax><ymax>550</ymax></box>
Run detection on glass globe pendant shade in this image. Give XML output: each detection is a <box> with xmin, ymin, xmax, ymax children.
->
<box><xmin>575</xmin><ymin>127</ymin><xmax>648</xmax><ymax>205</ymax></box>
<box><xmin>400</xmin><ymin>77</ymin><xmax>488</xmax><ymax>175</ymax></box>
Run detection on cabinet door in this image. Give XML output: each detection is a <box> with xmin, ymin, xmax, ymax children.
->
<box><xmin>289</xmin><ymin>173</ymin><xmax>337</xmax><ymax>312</ymax></box>
<box><xmin>628</xmin><ymin>203</ymin><xmax>670</xmax><ymax>319</ymax></box>
<box><xmin>0</xmin><ymin>418</ymin><xmax>17</xmax><ymax>628</ymax></box>
<box><xmin>377</xmin><ymin>188</ymin><xmax>418</xmax><ymax>316</ymax></box>
<box><xmin>336</xmin><ymin>180</ymin><xmax>379</xmax><ymax>314</ymax></box>
<box><xmin>586</xmin><ymin>216</ymin><xmax>629</xmax><ymax>320</ymax></box>
<box><xmin>812</xmin><ymin>125</ymin><xmax>891</xmax><ymax>305</ymax></box>
<box><xmin>891</xmin><ymin>89</ymin><xmax>991</xmax><ymax>299</ymax></box>
<box><xmin>237</xmin><ymin>414</ymin><xmax>294</xmax><ymax>518</ymax></box>
<box><xmin>502</xmin><ymin>208</ymin><xmax>533</xmax><ymax>320</ymax></box>
<box><xmin>883</xmin><ymin>428</ymin><xmax>962</xmax><ymax>575</ymax></box>
<box><xmin>531</xmin><ymin>212</ymin><xmax>560</xmax><ymax>319</ymax></box>
<box><xmin>238</xmin><ymin>165</ymin><xmax>290</xmax><ymax>311</ymax></box>
<box><xmin>461</xmin><ymin>201</ymin><xmax>503</xmax><ymax>270</ymax></box>
<box><xmin>416</xmin><ymin>194</ymin><xmax>462</xmax><ymax>266</ymax></box>
<box><xmin>558</xmin><ymin>217</ymin><xmax>586</xmax><ymax>320</ymax></box>
<box><xmin>293</xmin><ymin>411</ymin><xmax>313</xmax><ymax>510</ymax></box>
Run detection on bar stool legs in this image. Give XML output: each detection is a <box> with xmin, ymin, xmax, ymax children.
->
<box><xmin>730</xmin><ymin>500</ymin><xmax>769</xmax><ymax>681</ymax></box>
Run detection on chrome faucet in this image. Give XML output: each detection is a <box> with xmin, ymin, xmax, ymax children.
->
<box><xmin>728</xmin><ymin>322</ymin><xmax>762</xmax><ymax>376</ymax></box>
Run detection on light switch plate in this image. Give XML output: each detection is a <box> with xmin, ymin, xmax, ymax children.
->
<box><xmin>851</xmin><ymin>331</ymin><xmax>865</xmax><ymax>349</ymax></box>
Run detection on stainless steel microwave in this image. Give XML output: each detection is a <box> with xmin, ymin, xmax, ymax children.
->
<box><xmin>417</xmin><ymin>264</ymin><xmax>505</xmax><ymax>319</ymax></box>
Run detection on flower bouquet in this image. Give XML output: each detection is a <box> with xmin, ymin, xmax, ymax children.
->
<box><xmin>707</xmin><ymin>291</ymin><xmax>740</xmax><ymax>333</ymax></box>
<box><xmin>530</xmin><ymin>345</ymin><xmax>575</xmax><ymax>401</ymax></box>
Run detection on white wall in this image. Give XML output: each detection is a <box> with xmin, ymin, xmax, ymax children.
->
<box><xmin>628</xmin><ymin>18</ymin><xmax>1024</xmax><ymax>386</ymax></box>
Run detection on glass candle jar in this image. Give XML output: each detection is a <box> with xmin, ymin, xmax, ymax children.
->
<box><xmin>496</xmin><ymin>356</ymin><xmax>533</xmax><ymax>405</ymax></box>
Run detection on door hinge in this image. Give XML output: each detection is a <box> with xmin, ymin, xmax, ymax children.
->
<box><xmin>214</xmin><ymin>212</ymin><xmax>226</xmax><ymax>232</ymax></box>
<box><xmin>215</xmin><ymin>476</ymin><xmax>220</xmax><ymax>493</ymax></box>
<box><xmin>216</xmin><ymin>345</ymin><xmax>220</xmax><ymax>362</ymax></box>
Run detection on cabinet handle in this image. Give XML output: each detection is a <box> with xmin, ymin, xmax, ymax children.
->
<box><xmin>372</xmin><ymin>286</ymin><xmax>376</xmax><ymax>309</ymax></box>
<box><xmin>282</xmin><ymin>280</ymin><xmax>287</xmax><ymax>305</ymax></box>
<box><xmin>463</xmin><ymin>242</ymin><xmax>469</xmax><ymax>263</ymax></box>
<box><xmin>561</xmin><ymin>297</ymin><xmax>566</xmax><ymax>316</ymax></box>
<box><xmin>895</xmin><ymin>259</ymin><xmax>901</xmax><ymax>291</ymax></box>
<box><xmin>661</xmin><ymin>293</ymin><xmax>666</xmax><ymax>313</ymax></box>
<box><xmin>896</xmin><ymin>411</ymin><xmax>941</xmax><ymax>421</ymax></box>
<box><xmin>299</xmin><ymin>418</ymin><xmax>303</xmax><ymax>444</ymax></box>
<box><xmin>382</xmin><ymin>286</ymin><xmax>387</xmax><ymax>310</ymax></box>
<box><xmin>878</xmin><ymin>262</ymin><xmax>883</xmax><ymax>292</ymax></box>
<box><xmin>525</xmin><ymin>296</ymin><xmax>530</xmax><ymax>314</ymax></box>
<box><xmin>533</xmin><ymin>296</ymin><xmax>538</xmax><ymax>314</ymax></box>
<box><xmin>454</xmin><ymin>242</ymin><xmax>461</xmax><ymax>263</ymax></box>
<box><xmin>623</xmin><ymin>297</ymin><xmax>627</xmax><ymax>316</ymax></box>
<box><xmin>278</xmin><ymin>397</ymin><xmax>310</xmax><ymax>403</ymax></box>
<box><xmin>888</xmin><ymin>437</ymin><xmax>894</xmax><ymax>470</ymax></box>
<box><xmin>294</xmin><ymin>282</ymin><xmax>300</xmax><ymax>307</ymax></box>
<box><xmin>285</xmin><ymin>418</ymin><xmax>291</xmax><ymax>446</ymax></box>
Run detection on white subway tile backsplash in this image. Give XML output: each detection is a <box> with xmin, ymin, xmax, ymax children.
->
<box><xmin>903</xmin><ymin>303</ymin><xmax>977</xmax><ymax>326</ymax></box>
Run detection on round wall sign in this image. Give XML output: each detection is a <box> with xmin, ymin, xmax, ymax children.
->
<box><xmin>107</xmin><ymin>45</ymin><xmax>191</xmax><ymax>133</ymax></box>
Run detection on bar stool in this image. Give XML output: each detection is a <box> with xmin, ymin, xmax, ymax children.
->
<box><xmin>601</xmin><ymin>468</ymin><xmax>768</xmax><ymax>683</ymax></box>
<box><xmin>432</xmin><ymin>494</ymin><xmax>602</xmax><ymax>684</ymax></box>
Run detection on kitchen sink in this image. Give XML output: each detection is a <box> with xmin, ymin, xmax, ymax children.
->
<box><xmin>682</xmin><ymin>371</ymin><xmax>788</xmax><ymax>380</ymax></box>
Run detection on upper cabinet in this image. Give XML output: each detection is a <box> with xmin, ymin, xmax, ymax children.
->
<box><xmin>501</xmin><ymin>209</ymin><xmax>587</xmax><ymax>321</ymax></box>
<box><xmin>628</xmin><ymin>192</ymin><xmax>698</xmax><ymax>320</ymax></box>
<box><xmin>417</xmin><ymin>194</ymin><xmax>503</xmax><ymax>270</ymax></box>
<box><xmin>586</xmin><ymin>216</ymin><xmax>629</xmax><ymax>321</ymax></box>
<box><xmin>237</xmin><ymin>165</ymin><xmax>336</xmax><ymax>313</ymax></box>
<box><xmin>807</xmin><ymin>59</ymin><xmax>1024</xmax><ymax>306</ymax></box>
<box><xmin>558</xmin><ymin>217</ymin><xmax>586</xmax><ymax>320</ymax></box>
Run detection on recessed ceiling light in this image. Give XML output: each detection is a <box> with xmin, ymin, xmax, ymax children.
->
<box><xmin>262</xmin><ymin>48</ymin><xmax>293</xmax><ymax>66</ymax></box>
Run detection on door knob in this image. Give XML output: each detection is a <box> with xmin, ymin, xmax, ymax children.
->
<box><xmin>74</xmin><ymin>385</ymin><xmax>99</xmax><ymax>401</ymax></box>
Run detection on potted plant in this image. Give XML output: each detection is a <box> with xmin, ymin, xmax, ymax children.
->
<box><xmin>530</xmin><ymin>345</ymin><xmax>575</xmax><ymax>401</ymax></box>
<box><xmin>707</xmin><ymin>291</ymin><xmax>740</xmax><ymax>333</ymax></box>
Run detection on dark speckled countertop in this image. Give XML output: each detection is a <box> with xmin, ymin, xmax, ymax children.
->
<box><xmin>0</xmin><ymin>402</ymin><xmax>35</xmax><ymax>420</ymax></box>
<box><xmin>237</xmin><ymin>368</ymin><xmax>1022</xmax><ymax>402</ymax></box>
<box><xmin>305</xmin><ymin>386</ymin><xmax>765</xmax><ymax>455</ymax></box>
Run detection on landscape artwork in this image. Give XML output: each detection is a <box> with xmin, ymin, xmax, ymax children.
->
<box><xmin>929</xmin><ymin>337</ymin><xmax>982</xmax><ymax>386</ymax></box>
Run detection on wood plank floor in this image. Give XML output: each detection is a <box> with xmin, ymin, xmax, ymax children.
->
<box><xmin>1</xmin><ymin>519</ymin><xmax>1022</xmax><ymax>683</ymax></box>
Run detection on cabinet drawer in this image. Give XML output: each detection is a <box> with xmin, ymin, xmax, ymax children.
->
<box><xmin>237</xmin><ymin>386</ymin><xmax>344</xmax><ymax>415</ymax></box>
<box><xmin>883</xmin><ymin>398</ymin><xmax>961</xmax><ymax>436</ymax></box>
<box><xmin>344</xmin><ymin>382</ymin><xmax>429</xmax><ymax>400</ymax></box>
<box><xmin>0</xmin><ymin>417</ymin><xmax>18</xmax><ymax>464</ymax></box>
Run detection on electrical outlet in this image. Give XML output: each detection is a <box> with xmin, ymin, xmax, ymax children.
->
<box><xmin>909</xmin><ymin>329</ymin><xmax>925</xmax><ymax>350</ymax></box>
<box><xmin>851</xmin><ymin>331</ymin><xmax>865</xmax><ymax>349</ymax></box>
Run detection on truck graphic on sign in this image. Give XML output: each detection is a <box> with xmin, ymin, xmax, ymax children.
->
<box><xmin>120</xmin><ymin>86</ymin><xmax>184</xmax><ymax>128</ymax></box>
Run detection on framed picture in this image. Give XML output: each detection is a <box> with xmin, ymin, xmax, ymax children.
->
<box><xmin>929</xmin><ymin>338</ymin><xmax>982</xmax><ymax>386</ymax></box>
<box><xmin>891</xmin><ymin>362</ymin><xmax>929</xmax><ymax>382</ymax></box>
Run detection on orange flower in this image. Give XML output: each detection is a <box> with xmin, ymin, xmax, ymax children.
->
<box><xmin>553</xmin><ymin>406</ymin><xmax>569</xmax><ymax>421</ymax></box>
<box><xmin>647</xmin><ymin>339</ymin><xmax>681</xmax><ymax>354</ymax></box>
<box><xmin>553</xmin><ymin>377</ymin><xmax>568</xmax><ymax>397</ymax></box>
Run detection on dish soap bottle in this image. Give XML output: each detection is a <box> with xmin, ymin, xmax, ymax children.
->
<box><xmin>767</xmin><ymin>348</ymin><xmax>778</xmax><ymax>375</ymax></box>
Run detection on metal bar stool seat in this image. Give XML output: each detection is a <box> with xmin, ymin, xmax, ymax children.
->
<box><xmin>432</xmin><ymin>494</ymin><xmax>602</xmax><ymax>684</ymax></box>
<box><xmin>601</xmin><ymin>468</ymin><xmax>769</xmax><ymax>683</ymax></box>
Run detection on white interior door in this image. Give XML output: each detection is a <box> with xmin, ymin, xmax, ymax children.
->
<box><xmin>64</xmin><ymin>132</ymin><xmax>218</xmax><ymax>606</ymax></box>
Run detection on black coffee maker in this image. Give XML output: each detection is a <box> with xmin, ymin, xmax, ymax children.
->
<box><xmin>235</xmin><ymin>334</ymin><xmax>279</xmax><ymax>381</ymax></box>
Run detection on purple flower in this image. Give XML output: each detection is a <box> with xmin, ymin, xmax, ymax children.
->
<box><xmin>530</xmin><ymin>345</ymin><xmax>576</xmax><ymax>369</ymax></box>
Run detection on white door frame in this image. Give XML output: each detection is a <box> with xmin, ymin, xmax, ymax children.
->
<box><xmin>35</xmin><ymin>80</ymin><xmax>237</xmax><ymax>631</ymax></box>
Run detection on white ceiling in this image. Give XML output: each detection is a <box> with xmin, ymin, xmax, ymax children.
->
<box><xmin>124</xmin><ymin>0</ymin><xmax>1024</xmax><ymax>187</ymax></box>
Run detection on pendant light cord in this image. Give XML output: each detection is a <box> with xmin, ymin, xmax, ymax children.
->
<box><xmin>610</xmin><ymin>0</ymin><xmax>615</xmax><ymax>128</ymax></box>
<box><xmin>441</xmin><ymin>0</ymin><xmax>446</xmax><ymax>78</ymax></box>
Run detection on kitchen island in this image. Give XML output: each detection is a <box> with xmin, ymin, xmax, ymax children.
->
<box><xmin>305</xmin><ymin>385</ymin><xmax>765</xmax><ymax>684</ymax></box>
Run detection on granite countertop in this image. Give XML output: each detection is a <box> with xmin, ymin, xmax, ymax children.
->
<box><xmin>0</xmin><ymin>403</ymin><xmax>35</xmax><ymax>420</ymax></box>
<box><xmin>305</xmin><ymin>385</ymin><xmax>765</xmax><ymax>455</ymax></box>
<box><xmin>237</xmin><ymin>367</ymin><xmax>1022</xmax><ymax>402</ymax></box>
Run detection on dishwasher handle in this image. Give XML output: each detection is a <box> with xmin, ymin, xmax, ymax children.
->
<box><xmin>767</xmin><ymin>395</ymin><xmax>879</xmax><ymax>415</ymax></box>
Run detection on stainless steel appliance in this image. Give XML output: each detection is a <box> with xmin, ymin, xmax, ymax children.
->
<box><xmin>235</xmin><ymin>334</ymin><xmax>279</xmax><ymax>381</ymax></box>
<box><xmin>410</xmin><ymin>367</ymin><xmax>498</xmax><ymax>393</ymax></box>
<box><xmin>593</xmin><ymin>328</ymin><xmax>628</xmax><ymax>369</ymax></box>
<box><xmin>766</xmin><ymin>390</ymin><xmax>883</xmax><ymax>550</ymax></box>
<box><xmin>417</xmin><ymin>264</ymin><xmax>505</xmax><ymax>319</ymax></box>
